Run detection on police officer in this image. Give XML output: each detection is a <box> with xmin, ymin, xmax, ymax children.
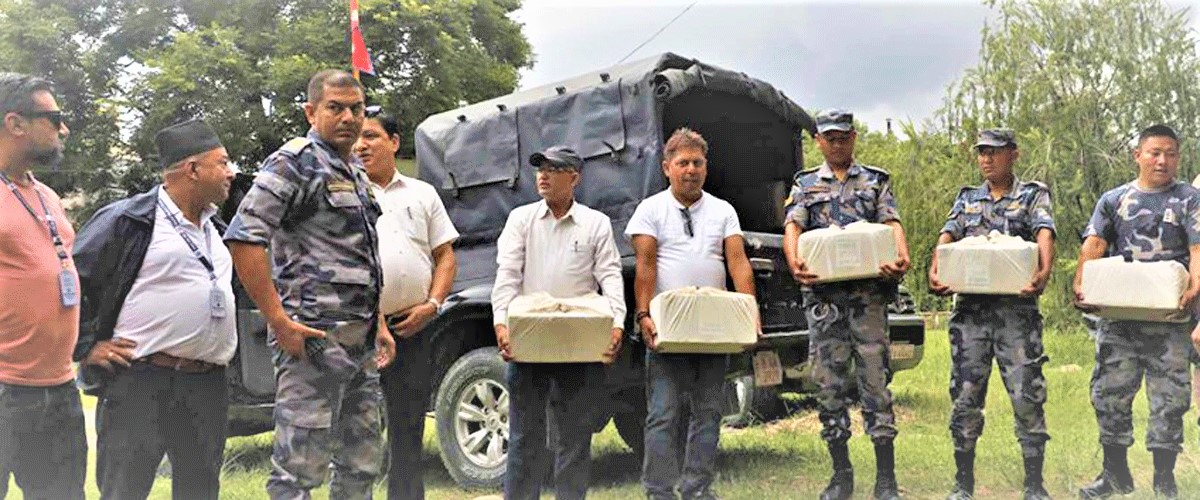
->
<box><xmin>928</xmin><ymin>129</ymin><xmax>1053</xmax><ymax>500</ymax></box>
<box><xmin>1074</xmin><ymin>124</ymin><xmax>1199</xmax><ymax>499</ymax></box>
<box><xmin>225</xmin><ymin>69</ymin><xmax>396</xmax><ymax>500</ymax></box>
<box><xmin>782</xmin><ymin>110</ymin><xmax>911</xmax><ymax>500</ymax></box>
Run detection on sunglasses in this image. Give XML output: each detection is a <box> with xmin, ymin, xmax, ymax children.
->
<box><xmin>679</xmin><ymin>207</ymin><xmax>694</xmax><ymax>238</ymax></box>
<box><xmin>365</xmin><ymin>105</ymin><xmax>383</xmax><ymax>118</ymax></box>
<box><xmin>21</xmin><ymin>110</ymin><xmax>64</xmax><ymax>129</ymax></box>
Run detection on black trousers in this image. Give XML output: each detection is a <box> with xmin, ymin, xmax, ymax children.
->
<box><xmin>381</xmin><ymin>332</ymin><xmax>433</xmax><ymax>500</ymax></box>
<box><xmin>96</xmin><ymin>362</ymin><xmax>228</xmax><ymax>500</ymax></box>
<box><xmin>0</xmin><ymin>381</ymin><xmax>86</xmax><ymax>500</ymax></box>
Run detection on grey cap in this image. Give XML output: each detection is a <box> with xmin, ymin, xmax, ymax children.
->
<box><xmin>156</xmin><ymin>119</ymin><xmax>224</xmax><ymax>169</ymax></box>
<box><xmin>529</xmin><ymin>146</ymin><xmax>583</xmax><ymax>170</ymax></box>
<box><xmin>974</xmin><ymin>128</ymin><xmax>1017</xmax><ymax>149</ymax></box>
<box><xmin>815</xmin><ymin>109</ymin><xmax>854</xmax><ymax>134</ymax></box>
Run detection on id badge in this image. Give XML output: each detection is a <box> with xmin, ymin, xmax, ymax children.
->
<box><xmin>209</xmin><ymin>286</ymin><xmax>227</xmax><ymax>318</ymax></box>
<box><xmin>59</xmin><ymin>269</ymin><xmax>79</xmax><ymax>307</ymax></box>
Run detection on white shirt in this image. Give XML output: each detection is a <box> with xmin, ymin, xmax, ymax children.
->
<box><xmin>625</xmin><ymin>190</ymin><xmax>742</xmax><ymax>293</ymax></box>
<box><xmin>372</xmin><ymin>171</ymin><xmax>459</xmax><ymax>315</ymax></box>
<box><xmin>491</xmin><ymin>200</ymin><xmax>626</xmax><ymax>328</ymax></box>
<box><xmin>112</xmin><ymin>188</ymin><xmax>237</xmax><ymax>364</ymax></box>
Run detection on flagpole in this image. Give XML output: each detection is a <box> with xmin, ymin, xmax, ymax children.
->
<box><xmin>350</xmin><ymin>0</ymin><xmax>360</xmax><ymax>82</ymax></box>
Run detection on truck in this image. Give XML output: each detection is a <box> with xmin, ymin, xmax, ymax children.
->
<box><xmin>222</xmin><ymin>52</ymin><xmax>926</xmax><ymax>489</ymax></box>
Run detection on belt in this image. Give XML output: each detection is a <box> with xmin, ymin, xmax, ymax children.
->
<box><xmin>137</xmin><ymin>352</ymin><xmax>223</xmax><ymax>374</ymax></box>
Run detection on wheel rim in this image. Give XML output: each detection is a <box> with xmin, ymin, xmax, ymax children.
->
<box><xmin>454</xmin><ymin>378</ymin><xmax>509</xmax><ymax>468</ymax></box>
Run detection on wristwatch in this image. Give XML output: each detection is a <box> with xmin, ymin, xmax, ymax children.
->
<box><xmin>635</xmin><ymin>310</ymin><xmax>651</xmax><ymax>322</ymax></box>
<box><xmin>427</xmin><ymin>297</ymin><xmax>442</xmax><ymax>310</ymax></box>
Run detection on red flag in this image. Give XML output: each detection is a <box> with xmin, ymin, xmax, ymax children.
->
<box><xmin>350</xmin><ymin>0</ymin><xmax>374</xmax><ymax>77</ymax></box>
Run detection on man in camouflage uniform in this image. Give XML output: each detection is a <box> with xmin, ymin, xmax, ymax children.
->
<box><xmin>225</xmin><ymin>69</ymin><xmax>396</xmax><ymax>500</ymax></box>
<box><xmin>782</xmin><ymin>109</ymin><xmax>911</xmax><ymax>500</ymax></box>
<box><xmin>928</xmin><ymin>129</ymin><xmax>1054</xmax><ymax>500</ymax></box>
<box><xmin>1073</xmin><ymin>124</ymin><xmax>1199</xmax><ymax>499</ymax></box>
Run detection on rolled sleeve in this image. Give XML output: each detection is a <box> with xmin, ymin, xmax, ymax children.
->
<box><xmin>1082</xmin><ymin>195</ymin><xmax>1114</xmax><ymax>241</ymax></box>
<box><xmin>784</xmin><ymin>182</ymin><xmax>806</xmax><ymax>227</ymax></box>
<box><xmin>1187</xmin><ymin>194</ymin><xmax>1200</xmax><ymax>246</ymax></box>
<box><xmin>875</xmin><ymin>181</ymin><xmax>901</xmax><ymax>223</ymax></box>
<box><xmin>1029</xmin><ymin>188</ymin><xmax>1056</xmax><ymax>236</ymax></box>
<box><xmin>223</xmin><ymin>162</ymin><xmax>300</xmax><ymax>245</ymax></box>
<box><xmin>940</xmin><ymin>197</ymin><xmax>965</xmax><ymax>240</ymax></box>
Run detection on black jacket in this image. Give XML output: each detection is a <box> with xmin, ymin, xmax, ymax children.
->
<box><xmin>73</xmin><ymin>186</ymin><xmax>229</xmax><ymax>363</ymax></box>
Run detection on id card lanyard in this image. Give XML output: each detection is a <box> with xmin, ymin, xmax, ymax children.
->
<box><xmin>157</xmin><ymin>199</ymin><xmax>227</xmax><ymax>318</ymax></box>
<box><xmin>0</xmin><ymin>171</ymin><xmax>78</xmax><ymax>308</ymax></box>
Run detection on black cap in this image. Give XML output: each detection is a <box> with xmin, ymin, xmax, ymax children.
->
<box><xmin>974</xmin><ymin>128</ymin><xmax>1017</xmax><ymax>149</ymax></box>
<box><xmin>529</xmin><ymin>146</ymin><xmax>583</xmax><ymax>170</ymax></box>
<box><xmin>155</xmin><ymin>119</ymin><xmax>223</xmax><ymax>169</ymax></box>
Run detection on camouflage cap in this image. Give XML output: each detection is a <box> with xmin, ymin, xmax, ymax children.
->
<box><xmin>529</xmin><ymin>145</ymin><xmax>583</xmax><ymax>170</ymax></box>
<box><xmin>815</xmin><ymin>109</ymin><xmax>854</xmax><ymax>134</ymax></box>
<box><xmin>974</xmin><ymin>128</ymin><xmax>1017</xmax><ymax>149</ymax></box>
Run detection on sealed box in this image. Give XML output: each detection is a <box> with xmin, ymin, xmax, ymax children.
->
<box><xmin>650</xmin><ymin>287</ymin><xmax>757</xmax><ymax>354</ymax></box>
<box><xmin>507</xmin><ymin>293</ymin><xmax>614</xmax><ymax>362</ymax></box>
<box><xmin>1081</xmin><ymin>257</ymin><xmax>1190</xmax><ymax>323</ymax></box>
<box><xmin>937</xmin><ymin>232</ymin><xmax>1038</xmax><ymax>295</ymax></box>
<box><xmin>797</xmin><ymin>222</ymin><xmax>896</xmax><ymax>284</ymax></box>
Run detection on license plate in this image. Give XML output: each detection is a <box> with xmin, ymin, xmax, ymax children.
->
<box><xmin>753</xmin><ymin>350</ymin><xmax>783</xmax><ymax>387</ymax></box>
<box><xmin>890</xmin><ymin>343</ymin><xmax>915</xmax><ymax>360</ymax></box>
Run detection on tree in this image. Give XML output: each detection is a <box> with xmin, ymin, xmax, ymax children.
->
<box><xmin>939</xmin><ymin>0</ymin><xmax>1200</xmax><ymax>327</ymax></box>
<box><xmin>0</xmin><ymin>0</ymin><xmax>533</xmax><ymax>219</ymax></box>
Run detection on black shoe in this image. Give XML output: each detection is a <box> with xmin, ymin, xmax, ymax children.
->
<box><xmin>1079</xmin><ymin>445</ymin><xmax>1134</xmax><ymax>499</ymax></box>
<box><xmin>1023</xmin><ymin>451</ymin><xmax>1050</xmax><ymax>500</ymax></box>
<box><xmin>874</xmin><ymin>442</ymin><xmax>900</xmax><ymax>500</ymax></box>
<box><xmin>948</xmin><ymin>449</ymin><xmax>974</xmax><ymax>500</ymax></box>
<box><xmin>946</xmin><ymin>488</ymin><xmax>973</xmax><ymax>500</ymax></box>
<box><xmin>1023</xmin><ymin>484</ymin><xmax>1052</xmax><ymax>500</ymax></box>
<box><xmin>1152</xmin><ymin>449</ymin><xmax>1178</xmax><ymax>499</ymax></box>
<box><xmin>820</xmin><ymin>469</ymin><xmax>854</xmax><ymax>500</ymax></box>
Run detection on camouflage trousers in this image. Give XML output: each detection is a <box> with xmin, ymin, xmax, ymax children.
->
<box><xmin>267</xmin><ymin>338</ymin><xmax>383</xmax><ymax>500</ymax></box>
<box><xmin>1091</xmin><ymin>320</ymin><xmax>1192</xmax><ymax>453</ymax></box>
<box><xmin>948</xmin><ymin>296</ymin><xmax>1049</xmax><ymax>455</ymax></box>
<box><xmin>804</xmin><ymin>280</ymin><xmax>897</xmax><ymax>444</ymax></box>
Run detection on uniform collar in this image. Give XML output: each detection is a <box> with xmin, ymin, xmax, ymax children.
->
<box><xmin>306</xmin><ymin>128</ymin><xmax>363</xmax><ymax>174</ymax></box>
<box><xmin>977</xmin><ymin>174</ymin><xmax>1021</xmax><ymax>200</ymax></box>
<box><xmin>817</xmin><ymin>162</ymin><xmax>862</xmax><ymax>180</ymax></box>
<box><xmin>536</xmin><ymin>199</ymin><xmax>578</xmax><ymax>221</ymax></box>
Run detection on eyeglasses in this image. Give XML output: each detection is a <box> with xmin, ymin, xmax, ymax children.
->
<box><xmin>679</xmin><ymin>207</ymin><xmax>694</xmax><ymax>238</ymax></box>
<box><xmin>20</xmin><ymin>110</ymin><xmax>64</xmax><ymax>129</ymax></box>
<box><xmin>365</xmin><ymin>105</ymin><xmax>383</xmax><ymax>118</ymax></box>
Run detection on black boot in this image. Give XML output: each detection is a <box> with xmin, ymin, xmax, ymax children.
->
<box><xmin>946</xmin><ymin>449</ymin><xmax>974</xmax><ymax>500</ymax></box>
<box><xmin>1079</xmin><ymin>444</ymin><xmax>1134</xmax><ymax>499</ymax></box>
<box><xmin>1152</xmin><ymin>449</ymin><xmax>1177</xmax><ymax>499</ymax></box>
<box><xmin>873</xmin><ymin>442</ymin><xmax>900</xmax><ymax>500</ymax></box>
<box><xmin>820</xmin><ymin>442</ymin><xmax>854</xmax><ymax>500</ymax></box>
<box><xmin>1022</xmin><ymin>451</ymin><xmax>1051</xmax><ymax>500</ymax></box>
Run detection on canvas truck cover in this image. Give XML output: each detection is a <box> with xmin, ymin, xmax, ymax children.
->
<box><xmin>414</xmin><ymin>53</ymin><xmax>816</xmax><ymax>291</ymax></box>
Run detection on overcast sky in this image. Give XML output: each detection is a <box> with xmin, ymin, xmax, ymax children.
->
<box><xmin>512</xmin><ymin>0</ymin><xmax>1200</xmax><ymax>133</ymax></box>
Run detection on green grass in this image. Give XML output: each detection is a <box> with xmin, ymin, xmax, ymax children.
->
<box><xmin>9</xmin><ymin>329</ymin><xmax>1200</xmax><ymax>499</ymax></box>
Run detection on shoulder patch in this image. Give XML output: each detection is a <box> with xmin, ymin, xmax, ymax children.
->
<box><xmin>1021</xmin><ymin>180</ymin><xmax>1049</xmax><ymax>191</ymax></box>
<box><xmin>860</xmin><ymin>164</ymin><xmax>891</xmax><ymax>179</ymax></box>
<box><xmin>279</xmin><ymin>137</ymin><xmax>313</xmax><ymax>156</ymax></box>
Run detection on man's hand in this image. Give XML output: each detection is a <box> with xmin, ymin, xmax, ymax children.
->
<box><xmin>602</xmin><ymin>327</ymin><xmax>623</xmax><ymax>365</ymax></box>
<box><xmin>390</xmin><ymin>302</ymin><xmax>439</xmax><ymax>339</ymax></box>
<box><xmin>639</xmin><ymin>316</ymin><xmax>659</xmax><ymax>351</ymax></box>
<box><xmin>1073</xmin><ymin>284</ymin><xmax>1099</xmax><ymax>313</ymax></box>
<box><xmin>789</xmin><ymin>256</ymin><xmax>819</xmax><ymax>286</ymax></box>
<box><xmin>375</xmin><ymin>328</ymin><xmax>396</xmax><ymax>369</ymax></box>
<box><xmin>271</xmin><ymin>317</ymin><xmax>327</xmax><ymax>358</ymax></box>
<box><xmin>928</xmin><ymin>269</ymin><xmax>952</xmax><ymax>296</ymax></box>
<box><xmin>880</xmin><ymin>254</ymin><xmax>910</xmax><ymax>281</ymax></box>
<box><xmin>1019</xmin><ymin>272</ymin><xmax>1051</xmax><ymax>298</ymax></box>
<box><xmin>494</xmin><ymin>324</ymin><xmax>513</xmax><ymax>362</ymax></box>
<box><xmin>84</xmin><ymin>338</ymin><xmax>138</xmax><ymax>372</ymax></box>
<box><xmin>1180</xmin><ymin>286</ymin><xmax>1200</xmax><ymax>311</ymax></box>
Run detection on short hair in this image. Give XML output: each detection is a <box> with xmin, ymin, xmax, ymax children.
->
<box><xmin>664</xmin><ymin>127</ymin><xmax>708</xmax><ymax>160</ymax></box>
<box><xmin>0</xmin><ymin>72</ymin><xmax>53</xmax><ymax>116</ymax></box>
<box><xmin>306</xmin><ymin>69</ymin><xmax>362</xmax><ymax>105</ymax></box>
<box><xmin>1137</xmin><ymin>124</ymin><xmax>1180</xmax><ymax>147</ymax></box>
<box><xmin>365</xmin><ymin>106</ymin><xmax>401</xmax><ymax>139</ymax></box>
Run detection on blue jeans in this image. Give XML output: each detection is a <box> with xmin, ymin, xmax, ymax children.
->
<box><xmin>0</xmin><ymin>381</ymin><xmax>87</xmax><ymax>500</ymax></box>
<box><xmin>643</xmin><ymin>352</ymin><xmax>727</xmax><ymax>500</ymax></box>
<box><xmin>505</xmin><ymin>362</ymin><xmax>599</xmax><ymax>500</ymax></box>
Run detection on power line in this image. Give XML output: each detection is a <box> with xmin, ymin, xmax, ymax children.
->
<box><xmin>616</xmin><ymin>1</ymin><xmax>698</xmax><ymax>65</ymax></box>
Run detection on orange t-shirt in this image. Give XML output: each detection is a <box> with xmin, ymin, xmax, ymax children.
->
<box><xmin>0</xmin><ymin>177</ymin><xmax>79</xmax><ymax>386</ymax></box>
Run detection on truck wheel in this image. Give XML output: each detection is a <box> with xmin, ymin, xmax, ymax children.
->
<box><xmin>435</xmin><ymin>347</ymin><xmax>509</xmax><ymax>489</ymax></box>
<box><xmin>730</xmin><ymin>375</ymin><xmax>787</xmax><ymax>425</ymax></box>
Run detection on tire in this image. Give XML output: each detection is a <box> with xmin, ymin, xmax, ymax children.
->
<box><xmin>728</xmin><ymin>375</ymin><xmax>787</xmax><ymax>426</ymax></box>
<box><xmin>435</xmin><ymin>347</ymin><xmax>510</xmax><ymax>489</ymax></box>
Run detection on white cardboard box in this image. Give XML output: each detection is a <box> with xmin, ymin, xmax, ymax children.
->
<box><xmin>1081</xmin><ymin>257</ymin><xmax>1190</xmax><ymax>323</ymax></box>
<box><xmin>937</xmin><ymin>232</ymin><xmax>1038</xmax><ymax>295</ymax></box>
<box><xmin>507</xmin><ymin>293</ymin><xmax>614</xmax><ymax>362</ymax></box>
<box><xmin>650</xmin><ymin>287</ymin><xmax>757</xmax><ymax>354</ymax></box>
<box><xmin>797</xmin><ymin>222</ymin><xmax>896</xmax><ymax>284</ymax></box>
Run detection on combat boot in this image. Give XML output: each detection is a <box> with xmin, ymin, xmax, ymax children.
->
<box><xmin>1079</xmin><ymin>444</ymin><xmax>1134</xmax><ymax>499</ymax></box>
<box><xmin>1151</xmin><ymin>449</ymin><xmax>1177</xmax><ymax>499</ymax></box>
<box><xmin>820</xmin><ymin>441</ymin><xmax>854</xmax><ymax>500</ymax></box>
<box><xmin>946</xmin><ymin>449</ymin><xmax>974</xmax><ymax>500</ymax></box>
<box><xmin>873</xmin><ymin>441</ymin><xmax>900</xmax><ymax>500</ymax></box>
<box><xmin>1022</xmin><ymin>451</ymin><xmax>1051</xmax><ymax>500</ymax></box>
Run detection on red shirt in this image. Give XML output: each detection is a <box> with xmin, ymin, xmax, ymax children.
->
<box><xmin>0</xmin><ymin>176</ymin><xmax>79</xmax><ymax>386</ymax></box>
